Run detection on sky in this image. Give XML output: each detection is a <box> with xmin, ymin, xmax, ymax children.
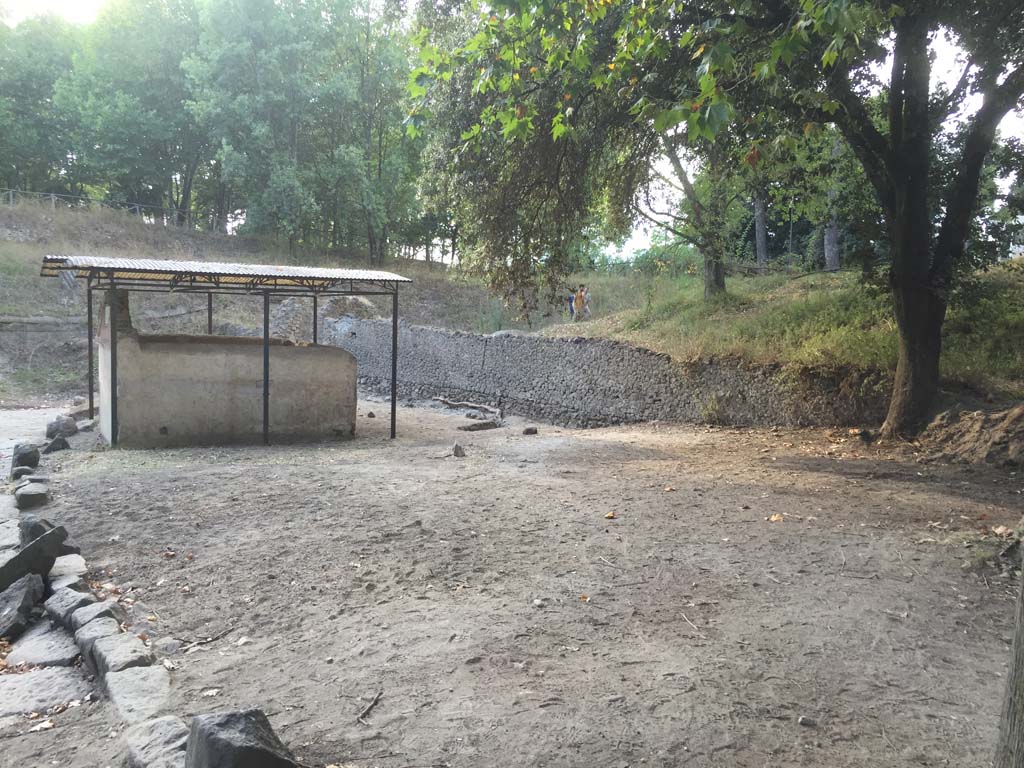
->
<box><xmin>2</xmin><ymin>0</ymin><xmax>105</xmax><ymax>25</ymax></box>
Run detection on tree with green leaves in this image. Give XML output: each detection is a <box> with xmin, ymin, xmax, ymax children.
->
<box><xmin>412</xmin><ymin>0</ymin><xmax>1024</xmax><ymax>438</ymax></box>
<box><xmin>0</xmin><ymin>16</ymin><xmax>79</xmax><ymax>194</ymax></box>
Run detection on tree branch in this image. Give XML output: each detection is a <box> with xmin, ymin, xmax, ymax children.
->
<box><xmin>933</xmin><ymin>65</ymin><xmax>1024</xmax><ymax>281</ymax></box>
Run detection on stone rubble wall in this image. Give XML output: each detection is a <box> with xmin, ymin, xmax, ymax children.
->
<box><xmin>323</xmin><ymin>317</ymin><xmax>891</xmax><ymax>428</ymax></box>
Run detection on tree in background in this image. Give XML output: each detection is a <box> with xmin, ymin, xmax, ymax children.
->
<box><xmin>0</xmin><ymin>17</ymin><xmax>79</xmax><ymax>193</ymax></box>
<box><xmin>56</xmin><ymin>0</ymin><xmax>205</xmax><ymax>220</ymax></box>
<box><xmin>413</xmin><ymin>0</ymin><xmax>1024</xmax><ymax>438</ymax></box>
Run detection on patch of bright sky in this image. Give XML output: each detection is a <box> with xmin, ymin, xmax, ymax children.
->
<box><xmin>2</xmin><ymin>0</ymin><xmax>105</xmax><ymax>25</ymax></box>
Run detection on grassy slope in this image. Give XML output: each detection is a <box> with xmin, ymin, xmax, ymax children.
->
<box><xmin>1</xmin><ymin>201</ymin><xmax>1022</xmax><ymax>400</ymax></box>
<box><xmin>549</xmin><ymin>268</ymin><xmax>1024</xmax><ymax>398</ymax></box>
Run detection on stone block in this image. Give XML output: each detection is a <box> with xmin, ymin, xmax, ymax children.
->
<box><xmin>184</xmin><ymin>709</ymin><xmax>298</xmax><ymax>768</ymax></box>
<box><xmin>74</xmin><ymin>616</ymin><xmax>120</xmax><ymax>670</ymax></box>
<box><xmin>0</xmin><ymin>667</ymin><xmax>91</xmax><ymax>717</ymax></box>
<box><xmin>0</xmin><ymin>526</ymin><xmax>67</xmax><ymax>593</ymax></box>
<box><xmin>71</xmin><ymin>598</ymin><xmax>126</xmax><ymax>631</ymax></box>
<box><xmin>20</xmin><ymin>515</ymin><xmax>80</xmax><ymax>555</ymax></box>
<box><xmin>106</xmin><ymin>665</ymin><xmax>170</xmax><ymax>724</ymax></box>
<box><xmin>125</xmin><ymin>716</ymin><xmax>189</xmax><ymax>768</ymax></box>
<box><xmin>0</xmin><ymin>520</ymin><xmax>19</xmax><ymax>552</ymax></box>
<box><xmin>6</xmin><ymin>620</ymin><xmax>80</xmax><ymax>667</ymax></box>
<box><xmin>42</xmin><ymin>436</ymin><xmax>69</xmax><ymax>454</ymax></box>
<box><xmin>10</xmin><ymin>443</ymin><xmax>39</xmax><ymax>474</ymax></box>
<box><xmin>14</xmin><ymin>482</ymin><xmax>49</xmax><ymax>510</ymax></box>
<box><xmin>0</xmin><ymin>573</ymin><xmax>44</xmax><ymax>639</ymax></box>
<box><xmin>49</xmin><ymin>554</ymin><xmax>87</xmax><ymax>581</ymax></box>
<box><xmin>45</xmin><ymin>586</ymin><xmax>97</xmax><ymax>627</ymax></box>
<box><xmin>46</xmin><ymin>415</ymin><xmax>78</xmax><ymax>439</ymax></box>
<box><xmin>93</xmin><ymin>632</ymin><xmax>153</xmax><ymax>676</ymax></box>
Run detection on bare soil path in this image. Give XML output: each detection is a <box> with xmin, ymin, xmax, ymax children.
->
<box><xmin>3</xmin><ymin>401</ymin><xmax>1021</xmax><ymax>767</ymax></box>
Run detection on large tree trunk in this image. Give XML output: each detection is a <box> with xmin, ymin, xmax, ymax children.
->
<box><xmin>704</xmin><ymin>253</ymin><xmax>725</xmax><ymax>299</ymax></box>
<box><xmin>823</xmin><ymin>214</ymin><xmax>840</xmax><ymax>271</ymax></box>
<box><xmin>997</xmin><ymin>570</ymin><xmax>1024</xmax><ymax>768</ymax></box>
<box><xmin>754</xmin><ymin>192</ymin><xmax>769</xmax><ymax>272</ymax></box>
<box><xmin>881</xmin><ymin>278</ymin><xmax>945</xmax><ymax>437</ymax></box>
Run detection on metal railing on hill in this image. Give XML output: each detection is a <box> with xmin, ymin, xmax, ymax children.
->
<box><xmin>0</xmin><ymin>188</ymin><xmax>222</xmax><ymax>230</ymax></box>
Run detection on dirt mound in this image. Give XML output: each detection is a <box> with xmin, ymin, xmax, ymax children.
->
<box><xmin>924</xmin><ymin>405</ymin><xmax>1024</xmax><ymax>467</ymax></box>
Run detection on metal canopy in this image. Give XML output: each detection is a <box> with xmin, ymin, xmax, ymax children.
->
<box><xmin>41</xmin><ymin>254</ymin><xmax>407</xmax><ymax>446</ymax></box>
<box><xmin>41</xmin><ymin>254</ymin><xmax>411</xmax><ymax>295</ymax></box>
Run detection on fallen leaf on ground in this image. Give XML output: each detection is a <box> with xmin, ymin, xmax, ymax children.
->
<box><xmin>604</xmin><ymin>512</ymin><xmax>616</xmax><ymax>519</ymax></box>
<box><xmin>580</xmin><ymin>594</ymin><xmax>590</xmax><ymax>602</ymax></box>
<box><xmin>766</xmin><ymin>514</ymin><xmax>784</xmax><ymax>523</ymax></box>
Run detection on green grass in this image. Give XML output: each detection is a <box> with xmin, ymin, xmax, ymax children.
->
<box><xmin>2</xmin><ymin>200</ymin><xmax>1022</xmax><ymax>399</ymax></box>
<box><xmin>547</xmin><ymin>266</ymin><xmax>1024</xmax><ymax>398</ymax></box>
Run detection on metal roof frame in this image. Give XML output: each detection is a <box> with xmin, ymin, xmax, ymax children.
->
<box><xmin>40</xmin><ymin>254</ymin><xmax>408</xmax><ymax>446</ymax></box>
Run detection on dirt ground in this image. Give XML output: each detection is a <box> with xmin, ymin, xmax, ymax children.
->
<box><xmin>2</xmin><ymin>400</ymin><xmax>1022</xmax><ymax>768</ymax></box>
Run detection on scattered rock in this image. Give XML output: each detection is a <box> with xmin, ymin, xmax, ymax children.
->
<box><xmin>457</xmin><ymin>420</ymin><xmax>500</xmax><ymax>432</ymax></box>
<box><xmin>10</xmin><ymin>466</ymin><xmax>35</xmax><ymax>481</ymax></box>
<box><xmin>0</xmin><ymin>666</ymin><xmax>92</xmax><ymax>717</ymax></box>
<box><xmin>71</xmin><ymin>598</ymin><xmax>127</xmax><ymax>631</ymax></box>
<box><xmin>75</xmin><ymin>617</ymin><xmax>121</xmax><ymax>670</ymax></box>
<box><xmin>0</xmin><ymin>520</ymin><xmax>19</xmax><ymax>552</ymax></box>
<box><xmin>798</xmin><ymin>715</ymin><xmax>817</xmax><ymax>727</ymax></box>
<box><xmin>77</xmin><ymin>419</ymin><xmax>95</xmax><ymax>433</ymax></box>
<box><xmin>45</xmin><ymin>586</ymin><xmax>97</xmax><ymax>627</ymax></box>
<box><xmin>93</xmin><ymin>632</ymin><xmax>154</xmax><ymax>676</ymax></box>
<box><xmin>366</xmin><ymin>411</ymin><xmax>376</xmax><ymax>418</ymax></box>
<box><xmin>452</xmin><ymin>443</ymin><xmax>466</xmax><ymax>458</ymax></box>
<box><xmin>10</xmin><ymin>443</ymin><xmax>40</xmax><ymax>474</ymax></box>
<box><xmin>185</xmin><ymin>709</ymin><xmax>298</xmax><ymax>768</ymax></box>
<box><xmin>523</xmin><ymin>426</ymin><xmax>538</xmax><ymax>435</ymax></box>
<box><xmin>125</xmin><ymin>715</ymin><xmax>189</xmax><ymax>768</ymax></box>
<box><xmin>14</xmin><ymin>482</ymin><xmax>50</xmax><ymax>510</ymax></box>
<box><xmin>0</xmin><ymin>526</ymin><xmax>68</xmax><ymax>593</ymax></box>
<box><xmin>154</xmin><ymin>637</ymin><xmax>182</xmax><ymax>656</ymax></box>
<box><xmin>46</xmin><ymin>415</ymin><xmax>78</xmax><ymax>439</ymax></box>
<box><xmin>41</xmin><ymin>436</ymin><xmax>70</xmax><ymax>454</ymax></box>
<box><xmin>0</xmin><ymin>574</ymin><xmax>44</xmax><ymax>639</ymax></box>
<box><xmin>465</xmin><ymin>411</ymin><xmax>480</xmax><ymax>420</ymax></box>
<box><xmin>105</xmin><ymin>665</ymin><xmax>170</xmax><ymax>724</ymax></box>
<box><xmin>6</xmin><ymin>620</ymin><xmax>80</xmax><ymax>667</ymax></box>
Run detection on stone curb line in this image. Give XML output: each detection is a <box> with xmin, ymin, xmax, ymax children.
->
<box><xmin>3</xmin><ymin>414</ymin><xmax>302</xmax><ymax>768</ymax></box>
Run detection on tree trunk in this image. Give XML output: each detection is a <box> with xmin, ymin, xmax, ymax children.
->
<box><xmin>704</xmin><ymin>253</ymin><xmax>725</xmax><ymax>299</ymax></box>
<box><xmin>824</xmin><ymin>214</ymin><xmax>840</xmax><ymax>271</ymax></box>
<box><xmin>996</xmin><ymin>570</ymin><xmax>1024</xmax><ymax>768</ymax></box>
<box><xmin>880</xmin><ymin>278</ymin><xmax>945</xmax><ymax>437</ymax></box>
<box><xmin>754</xmin><ymin>192</ymin><xmax>769</xmax><ymax>272</ymax></box>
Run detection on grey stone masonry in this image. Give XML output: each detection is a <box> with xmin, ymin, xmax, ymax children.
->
<box><xmin>14</xmin><ymin>482</ymin><xmax>49</xmax><ymax>510</ymax></box>
<box><xmin>106</xmin><ymin>665</ymin><xmax>170</xmax><ymax>724</ymax></box>
<box><xmin>92</xmin><ymin>632</ymin><xmax>154</xmax><ymax>676</ymax></box>
<box><xmin>75</xmin><ymin>616</ymin><xmax>120</xmax><ymax>670</ymax></box>
<box><xmin>6</xmin><ymin>620</ymin><xmax>80</xmax><ymax>667</ymax></box>
<box><xmin>0</xmin><ymin>573</ymin><xmax>44</xmax><ymax>639</ymax></box>
<box><xmin>0</xmin><ymin>525</ymin><xmax>67</xmax><ymax>593</ymax></box>
<box><xmin>71</xmin><ymin>598</ymin><xmax>126</xmax><ymax>630</ymax></box>
<box><xmin>45</xmin><ymin>586</ymin><xmax>97</xmax><ymax>626</ymax></box>
<box><xmin>325</xmin><ymin>318</ymin><xmax>890</xmax><ymax>428</ymax></box>
<box><xmin>125</xmin><ymin>715</ymin><xmax>189</xmax><ymax>768</ymax></box>
<box><xmin>0</xmin><ymin>667</ymin><xmax>92</xmax><ymax>717</ymax></box>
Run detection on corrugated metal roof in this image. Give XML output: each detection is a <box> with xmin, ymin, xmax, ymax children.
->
<box><xmin>40</xmin><ymin>254</ymin><xmax>412</xmax><ymax>289</ymax></box>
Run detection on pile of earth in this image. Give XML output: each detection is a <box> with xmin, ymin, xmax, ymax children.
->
<box><xmin>924</xmin><ymin>404</ymin><xmax>1023</xmax><ymax>468</ymax></box>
